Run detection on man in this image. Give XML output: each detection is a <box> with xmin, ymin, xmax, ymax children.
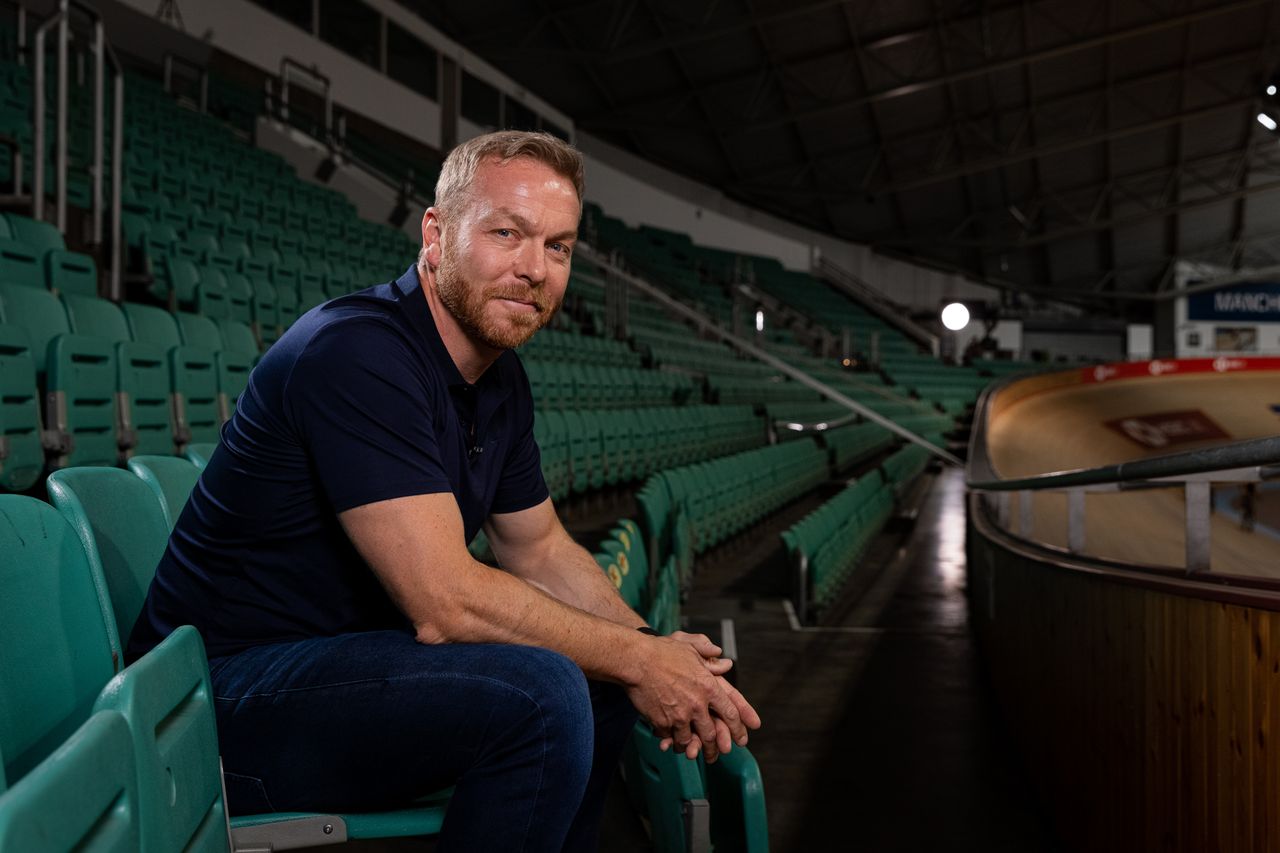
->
<box><xmin>128</xmin><ymin>130</ymin><xmax>760</xmax><ymax>852</ymax></box>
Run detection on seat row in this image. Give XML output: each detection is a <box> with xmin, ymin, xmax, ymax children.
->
<box><xmin>524</xmin><ymin>359</ymin><xmax>696</xmax><ymax>410</ymax></box>
<box><xmin>0</xmin><ymin>459</ymin><xmax>453</xmax><ymax>851</ymax></box>
<box><xmin>593</xmin><ymin>521</ymin><xmax>768</xmax><ymax>853</ymax></box>
<box><xmin>0</xmin><ymin>290</ymin><xmax>252</xmax><ymax>487</ymax></box>
<box><xmin>781</xmin><ymin>442</ymin><xmax>933</xmax><ymax>616</ymax></box>
<box><xmin>535</xmin><ymin>405</ymin><xmax>765</xmax><ymax>501</ymax></box>
<box><xmin>637</xmin><ymin>437</ymin><xmax>829</xmax><ymax>592</ymax></box>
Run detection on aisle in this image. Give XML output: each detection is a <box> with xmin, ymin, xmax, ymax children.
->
<box><xmin>689</xmin><ymin>466</ymin><xmax>1063</xmax><ymax>852</ymax></box>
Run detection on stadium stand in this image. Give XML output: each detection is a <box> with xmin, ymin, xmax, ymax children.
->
<box><xmin>0</xmin><ymin>5</ymin><xmax>1022</xmax><ymax>849</ymax></box>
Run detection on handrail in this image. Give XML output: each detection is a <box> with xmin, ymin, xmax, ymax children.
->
<box><xmin>163</xmin><ymin>52</ymin><xmax>208</xmax><ymax>112</ymax></box>
<box><xmin>580</xmin><ymin>243</ymin><xmax>964</xmax><ymax>467</ymax></box>
<box><xmin>279</xmin><ymin>58</ymin><xmax>333</xmax><ymax>142</ymax></box>
<box><xmin>968</xmin><ymin>435</ymin><xmax>1280</xmax><ymax>493</ymax></box>
<box><xmin>966</xmin><ymin>365</ymin><xmax>1280</xmax><ymax>573</ymax></box>
<box><xmin>814</xmin><ymin>255</ymin><xmax>940</xmax><ymax>355</ymax></box>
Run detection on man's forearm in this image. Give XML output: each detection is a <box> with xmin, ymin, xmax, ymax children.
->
<box><xmin>517</xmin><ymin>535</ymin><xmax>647</xmax><ymax>629</ymax></box>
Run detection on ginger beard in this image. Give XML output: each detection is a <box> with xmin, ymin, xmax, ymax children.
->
<box><xmin>431</xmin><ymin>242</ymin><xmax>563</xmax><ymax>351</ymax></box>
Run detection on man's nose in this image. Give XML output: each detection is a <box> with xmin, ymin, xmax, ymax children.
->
<box><xmin>514</xmin><ymin>239</ymin><xmax>546</xmax><ymax>284</ymax></box>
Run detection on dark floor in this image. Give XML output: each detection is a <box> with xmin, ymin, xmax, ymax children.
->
<box><xmin>295</xmin><ymin>467</ymin><xmax>1064</xmax><ymax>852</ymax></box>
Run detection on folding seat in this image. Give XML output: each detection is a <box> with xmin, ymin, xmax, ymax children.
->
<box><xmin>43</xmin><ymin>248</ymin><xmax>97</xmax><ymax>297</ymax></box>
<box><xmin>0</xmin><ymin>237</ymin><xmax>41</xmax><ymax>289</ymax></box>
<box><xmin>193</xmin><ymin>265</ymin><xmax>231</xmax><ymax>319</ymax></box>
<box><xmin>170</xmin><ymin>347</ymin><xmax>220</xmax><ymax>447</ymax></box>
<box><xmin>0</xmin><ymin>327</ymin><xmax>45</xmax><ymax>492</ymax></box>
<box><xmin>117</xmin><ymin>340</ymin><xmax>175</xmax><ymax>458</ymax></box>
<box><xmin>0</xmin><ymin>709</ymin><xmax>142</xmax><ymax>852</ymax></box>
<box><xmin>247</xmin><ymin>277</ymin><xmax>280</xmax><ymax>348</ymax></box>
<box><xmin>216</xmin><ymin>350</ymin><xmax>253</xmax><ymax>423</ymax></box>
<box><xmin>217</xmin><ymin>318</ymin><xmax>259</xmax><ymax>359</ymax></box>
<box><xmin>4</xmin><ymin>212</ymin><xmax>64</xmax><ymax>252</ymax></box>
<box><xmin>150</xmin><ymin>253</ymin><xmax>200</xmax><ymax>308</ymax></box>
<box><xmin>182</xmin><ymin>442</ymin><xmax>216</xmax><ymax>469</ymax></box>
<box><xmin>126</xmin><ymin>454</ymin><xmax>200</xmax><ymax>529</ymax></box>
<box><xmin>177</xmin><ymin>311</ymin><xmax>224</xmax><ymax>351</ymax></box>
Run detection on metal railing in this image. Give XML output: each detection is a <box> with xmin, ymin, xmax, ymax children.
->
<box><xmin>31</xmin><ymin>0</ymin><xmax>124</xmax><ymax>297</ymax></box>
<box><xmin>967</xmin><ymin>377</ymin><xmax>1280</xmax><ymax>574</ymax></box>
<box><xmin>815</xmin><ymin>255</ymin><xmax>939</xmax><ymax>355</ymax></box>
<box><xmin>580</xmin><ymin>244</ymin><xmax>963</xmax><ymax>467</ymax></box>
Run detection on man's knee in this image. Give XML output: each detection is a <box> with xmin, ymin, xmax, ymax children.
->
<box><xmin>495</xmin><ymin>647</ymin><xmax>594</xmax><ymax>758</ymax></box>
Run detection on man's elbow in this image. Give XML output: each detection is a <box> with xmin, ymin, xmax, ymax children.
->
<box><xmin>411</xmin><ymin>596</ymin><xmax>474</xmax><ymax>645</ymax></box>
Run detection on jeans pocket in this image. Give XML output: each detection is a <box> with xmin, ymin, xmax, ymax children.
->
<box><xmin>223</xmin><ymin>771</ymin><xmax>276</xmax><ymax>815</ymax></box>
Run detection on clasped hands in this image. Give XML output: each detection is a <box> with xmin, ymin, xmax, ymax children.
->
<box><xmin>627</xmin><ymin>630</ymin><xmax>762</xmax><ymax>764</ymax></box>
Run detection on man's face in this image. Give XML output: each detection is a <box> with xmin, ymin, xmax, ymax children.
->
<box><xmin>433</xmin><ymin>157</ymin><xmax>579</xmax><ymax>351</ymax></box>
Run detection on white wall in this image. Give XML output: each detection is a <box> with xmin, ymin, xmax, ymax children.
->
<box><xmin>115</xmin><ymin>0</ymin><xmax>1003</xmax><ymax>312</ymax></box>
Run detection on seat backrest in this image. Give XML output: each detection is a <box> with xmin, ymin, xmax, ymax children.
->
<box><xmin>0</xmin><ymin>237</ymin><xmax>42</xmax><ymax>290</ymax></box>
<box><xmin>46</xmin><ymin>336</ymin><xmax>119</xmax><ymax>468</ymax></box>
<box><xmin>0</xmin><ymin>326</ymin><xmax>44</xmax><ymax>492</ymax></box>
<box><xmin>117</xmin><ymin>341</ymin><xmax>175</xmax><ymax>457</ymax></box>
<box><xmin>176</xmin><ymin>311</ymin><xmax>223</xmax><ymax>351</ymax></box>
<box><xmin>0</xmin><ymin>495</ymin><xmax>118</xmax><ymax>783</ymax></box>
<box><xmin>127</xmin><ymin>455</ymin><xmax>199</xmax><ymax>530</ymax></box>
<box><xmin>0</xmin><ymin>710</ymin><xmax>141</xmax><ymax>853</ymax></box>
<box><xmin>0</xmin><ymin>281</ymin><xmax>71</xmax><ymax>375</ymax></box>
<box><xmin>122</xmin><ymin>302</ymin><xmax>182</xmax><ymax>348</ymax></box>
<box><xmin>46</xmin><ymin>468</ymin><xmax>171</xmax><ymax>659</ymax></box>
<box><xmin>44</xmin><ymin>249</ymin><xmax>98</xmax><ymax>298</ymax></box>
<box><xmin>93</xmin><ymin>627</ymin><xmax>228</xmax><ymax>853</ymax></box>
<box><xmin>60</xmin><ymin>293</ymin><xmax>131</xmax><ymax>342</ymax></box>
<box><xmin>170</xmin><ymin>347</ymin><xmax>221</xmax><ymax>445</ymax></box>
<box><xmin>182</xmin><ymin>442</ymin><xmax>217</xmax><ymax>469</ymax></box>
<box><xmin>4</xmin><ymin>214</ymin><xmax>65</xmax><ymax>252</ymax></box>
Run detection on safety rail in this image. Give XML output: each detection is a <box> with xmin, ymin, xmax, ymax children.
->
<box><xmin>967</xmin><ymin>373</ymin><xmax>1280</xmax><ymax>574</ymax></box>
<box><xmin>31</xmin><ymin>0</ymin><xmax>124</xmax><ymax>297</ymax></box>
<box><xmin>580</xmin><ymin>243</ymin><xmax>963</xmax><ymax>467</ymax></box>
<box><xmin>815</xmin><ymin>255</ymin><xmax>939</xmax><ymax>356</ymax></box>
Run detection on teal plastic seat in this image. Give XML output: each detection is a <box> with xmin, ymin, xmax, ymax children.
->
<box><xmin>0</xmin><ymin>710</ymin><xmax>141</xmax><ymax>853</ymax></box>
<box><xmin>182</xmin><ymin>441</ymin><xmax>217</xmax><ymax>469</ymax></box>
<box><xmin>46</xmin><ymin>335</ymin><xmax>118</xmax><ymax>468</ymax></box>
<box><xmin>0</xmin><ymin>326</ymin><xmax>44</xmax><ymax>491</ymax></box>
<box><xmin>622</xmin><ymin>723</ymin><xmax>709</xmax><ymax>853</ymax></box>
<box><xmin>0</xmin><ymin>495</ymin><xmax>118</xmax><ymax>782</ymax></box>
<box><xmin>117</xmin><ymin>341</ymin><xmax>175</xmax><ymax>457</ymax></box>
<box><xmin>0</xmin><ymin>238</ymin><xmax>42</xmax><ymax>290</ymax></box>
<box><xmin>46</xmin><ymin>467</ymin><xmax>171</xmax><ymax>658</ymax></box>
<box><xmin>176</xmin><ymin>311</ymin><xmax>223</xmax><ymax>351</ymax></box>
<box><xmin>60</xmin><ymin>293</ymin><xmax>130</xmax><ymax>341</ymax></box>
<box><xmin>44</xmin><ymin>249</ymin><xmax>97</xmax><ymax>297</ymax></box>
<box><xmin>126</xmin><ymin>455</ymin><xmax>199</xmax><ymax>529</ymax></box>
<box><xmin>216</xmin><ymin>350</ymin><xmax>253</xmax><ymax>422</ymax></box>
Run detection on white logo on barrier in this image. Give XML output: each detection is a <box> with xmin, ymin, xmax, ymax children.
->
<box><xmin>1212</xmin><ymin>357</ymin><xmax>1246</xmax><ymax>372</ymax></box>
<box><xmin>1119</xmin><ymin>418</ymin><xmax>1169</xmax><ymax>447</ymax></box>
<box><xmin>1093</xmin><ymin>365</ymin><xmax>1117</xmax><ymax>382</ymax></box>
<box><xmin>1148</xmin><ymin>360</ymin><xmax>1175</xmax><ymax>376</ymax></box>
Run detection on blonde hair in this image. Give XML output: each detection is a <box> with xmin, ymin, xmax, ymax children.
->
<box><xmin>434</xmin><ymin>130</ymin><xmax>584</xmax><ymax>220</ymax></box>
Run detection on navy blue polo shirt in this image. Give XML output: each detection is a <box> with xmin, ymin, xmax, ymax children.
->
<box><xmin>127</xmin><ymin>266</ymin><xmax>549</xmax><ymax>661</ymax></box>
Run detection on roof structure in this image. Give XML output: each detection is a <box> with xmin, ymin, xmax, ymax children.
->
<box><xmin>400</xmin><ymin>0</ymin><xmax>1280</xmax><ymax>310</ymax></box>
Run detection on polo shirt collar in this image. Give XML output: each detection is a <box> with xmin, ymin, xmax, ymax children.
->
<box><xmin>393</xmin><ymin>265</ymin><xmax>511</xmax><ymax>401</ymax></box>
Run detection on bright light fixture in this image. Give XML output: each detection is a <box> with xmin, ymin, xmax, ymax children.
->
<box><xmin>1268</xmin><ymin>84</ymin><xmax>1277</xmax><ymax>96</ymax></box>
<box><xmin>755</xmin><ymin>310</ymin><xmax>764</xmax><ymax>332</ymax></box>
<box><xmin>941</xmin><ymin>302</ymin><xmax>970</xmax><ymax>331</ymax></box>
<box><xmin>1258</xmin><ymin>112</ymin><xmax>1278</xmax><ymax>130</ymax></box>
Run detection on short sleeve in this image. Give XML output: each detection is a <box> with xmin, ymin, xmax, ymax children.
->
<box><xmin>489</xmin><ymin>367</ymin><xmax>550</xmax><ymax>514</ymax></box>
<box><xmin>285</xmin><ymin>320</ymin><xmax>453</xmax><ymax>512</ymax></box>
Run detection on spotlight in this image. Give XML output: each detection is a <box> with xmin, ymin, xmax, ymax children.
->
<box><xmin>1258</xmin><ymin>112</ymin><xmax>1277</xmax><ymax>131</ymax></box>
<box><xmin>755</xmin><ymin>310</ymin><xmax>764</xmax><ymax>332</ymax></box>
<box><xmin>1268</xmin><ymin>84</ymin><xmax>1277</xmax><ymax>96</ymax></box>
<box><xmin>941</xmin><ymin>302</ymin><xmax>970</xmax><ymax>331</ymax></box>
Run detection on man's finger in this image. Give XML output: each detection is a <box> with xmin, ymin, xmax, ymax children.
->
<box><xmin>702</xmin><ymin>656</ymin><xmax>733</xmax><ymax>676</ymax></box>
<box><xmin>717</xmin><ymin>677</ymin><xmax>762</xmax><ymax>739</ymax></box>
<box><xmin>671</xmin><ymin>631</ymin><xmax>722</xmax><ymax>659</ymax></box>
<box><xmin>708</xmin><ymin>685</ymin><xmax>749</xmax><ymax>746</ymax></box>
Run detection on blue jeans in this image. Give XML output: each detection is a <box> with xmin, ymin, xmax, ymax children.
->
<box><xmin>209</xmin><ymin>630</ymin><xmax>637</xmax><ymax>852</ymax></box>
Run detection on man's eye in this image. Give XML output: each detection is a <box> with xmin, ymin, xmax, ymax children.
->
<box><xmin>495</xmin><ymin>228</ymin><xmax>513</xmax><ymax>238</ymax></box>
<box><xmin>549</xmin><ymin>242</ymin><xmax>569</xmax><ymax>254</ymax></box>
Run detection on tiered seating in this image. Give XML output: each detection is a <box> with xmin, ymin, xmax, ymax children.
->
<box><xmin>782</xmin><ymin>443</ymin><xmax>932</xmax><ymax>612</ymax></box>
<box><xmin>593</xmin><ymin>520</ymin><xmax>768</xmax><ymax>853</ymax></box>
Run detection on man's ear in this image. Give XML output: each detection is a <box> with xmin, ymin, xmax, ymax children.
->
<box><xmin>421</xmin><ymin>207</ymin><xmax>444</xmax><ymax>268</ymax></box>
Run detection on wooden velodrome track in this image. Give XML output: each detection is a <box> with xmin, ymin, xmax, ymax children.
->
<box><xmin>985</xmin><ymin>360</ymin><xmax>1280</xmax><ymax>576</ymax></box>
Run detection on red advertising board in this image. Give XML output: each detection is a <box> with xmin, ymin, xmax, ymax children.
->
<box><xmin>1104</xmin><ymin>410</ymin><xmax>1230</xmax><ymax>449</ymax></box>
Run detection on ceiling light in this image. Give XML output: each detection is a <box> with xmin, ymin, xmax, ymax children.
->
<box><xmin>1258</xmin><ymin>112</ymin><xmax>1277</xmax><ymax>131</ymax></box>
<box><xmin>941</xmin><ymin>302</ymin><xmax>970</xmax><ymax>332</ymax></box>
<box><xmin>1269</xmin><ymin>84</ymin><xmax>1278</xmax><ymax>96</ymax></box>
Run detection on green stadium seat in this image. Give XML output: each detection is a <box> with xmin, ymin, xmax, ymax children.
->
<box><xmin>175</xmin><ymin>311</ymin><xmax>223</xmax><ymax>351</ymax></box>
<box><xmin>216</xmin><ymin>319</ymin><xmax>258</xmax><ymax>357</ymax></box>
<box><xmin>46</xmin><ymin>467</ymin><xmax>172</xmax><ymax>656</ymax></box>
<box><xmin>4</xmin><ymin>213</ymin><xmax>64</xmax><ymax>252</ymax></box>
<box><xmin>0</xmin><ymin>238</ymin><xmax>41</xmax><ymax>290</ymax></box>
<box><xmin>0</xmin><ymin>494</ymin><xmax>118</xmax><ymax>782</ymax></box>
<box><xmin>126</xmin><ymin>455</ymin><xmax>200</xmax><ymax>530</ymax></box>
<box><xmin>46</xmin><ymin>335</ymin><xmax>118</xmax><ymax>468</ymax></box>
<box><xmin>215</xmin><ymin>350</ymin><xmax>253</xmax><ymax>422</ymax></box>
<box><xmin>182</xmin><ymin>442</ymin><xmax>216</xmax><ymax>469</ymax></box>
<box><xmin>121</xmin><ymin>301</ymin><xmax>181</xmax><ymax>348</ymax></box>
<box><xmin>60</xmin><ymin>293</ymin><xmax>130</xmax><ymax>341</ymax></box>
<box><xmin>0</xmin><ymin>326</ymin><xmax>44</xmax><ymax>492</ymax></box>
<box><xmin>193</xmin><ymin>266</ymin><xmax>230</xmax><ymax>319</ymax></box>
<box><xmin>0</xmin><ymin>710</ymin><xmax>141</xmax><ymax>853</ymax></box>
<box><xmin>223</xmin><ymin>272</ymin><xmax>253</xmax><ymax>325</ymax></box>
<box><xmin>170</xmin><ymin>347</ymin><xmax>220</xmax><ymax>447</ymax></box>
<box><xmin>43</xmin><ymin>249</ymin><xmax>97</xmax><ymax>297</ymax></box>
<box><xmin>117</xmin><ymin>341</ymin><xmax>174</xmax><ymax>457</ymax></box>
